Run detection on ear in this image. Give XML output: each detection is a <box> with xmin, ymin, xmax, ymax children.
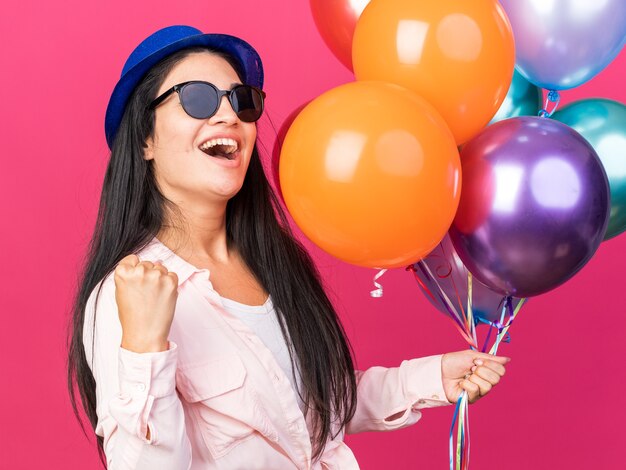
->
<box><xmin>144</xmin><ymin>137</ymin><xmax>155</xmax><ymax>161</ymax></box>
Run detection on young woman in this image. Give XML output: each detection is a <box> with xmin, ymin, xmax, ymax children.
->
<box><xmin>67</xmin><ymin>25</ymin><xmax>509</xmax><ymax>469</ymax></box>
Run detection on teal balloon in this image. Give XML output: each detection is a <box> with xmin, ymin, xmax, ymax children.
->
<box><xmin>490</xmin><ymin>69</ymin><xmax>542</xmax><ymax>124</ymax></box>
<box><xmin>553</xmin><ymin>99</ymin><xmax>626</xmax><ymax>240</ymax></box>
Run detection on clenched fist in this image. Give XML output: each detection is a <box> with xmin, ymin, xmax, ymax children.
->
<box><xmin>114</xmin><ymin>254</ymin><xmax>179</xmax><ymax>353</ymax></box>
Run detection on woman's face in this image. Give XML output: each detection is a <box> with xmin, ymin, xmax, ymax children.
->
<box><xmin>145</xmin><ymin>52</ymin><xmax>258</xmax><ymax>205</ymax></box>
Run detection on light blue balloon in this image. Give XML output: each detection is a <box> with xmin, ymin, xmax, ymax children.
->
<box><xmin>490</xmin><ymin>69</ymin><xmax>542</xmax><ymax>124</ymax></box>
<box><xmin>500</xmin><ymin>0</ymin><xmax>626</xmax><ymax>90</ymax></box>
<box><xmin>553</xmin><ymin>99</ymin><xmax>626</xmax><ymax>240</ymax></box>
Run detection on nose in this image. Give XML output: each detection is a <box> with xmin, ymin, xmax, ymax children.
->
<box><xmin>208</xmin><ymin>94</ymin><xmax>238</xmax><ymax>125</ymax></box>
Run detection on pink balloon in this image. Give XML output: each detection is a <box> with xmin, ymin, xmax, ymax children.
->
<box><xmin>309</xmin><ymin>0</ymin><xmax>370</xmax><ymax>70</ymax></box>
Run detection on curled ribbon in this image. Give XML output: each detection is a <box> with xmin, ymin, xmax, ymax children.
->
<box><xmin>370</xmin><ymin>269</ymin><xmax>388</xmax><ymax>298</ymax></box>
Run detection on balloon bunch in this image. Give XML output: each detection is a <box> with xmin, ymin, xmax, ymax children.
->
<box><xmin>410</xmin><ymin>0</ymin><xmax>624</xmax><ymax>465</ymax></box>
<box><xmin>280</xmin><ymin>0</ymin><xmax>516</xmax><ymax>270</ymax></box>
<box><xmin>280</xmin><ymin>0</ymin><xmax>625</xmax><ymax>469</ymax></box>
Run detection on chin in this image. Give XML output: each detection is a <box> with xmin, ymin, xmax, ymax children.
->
<box><xmin>212</xmin><ymin>183</ymin><xmax>246</xmax><ymax>201</ymax></box>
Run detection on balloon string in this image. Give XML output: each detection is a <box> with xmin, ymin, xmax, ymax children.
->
<box><xmin>434</xmin><ymin>276</ymin><xmax>524</xmax><ymax>469</ymax></box>
<box><xmin>466</xmin><ymin>273</ymin><xmax>477</xmax><ymax>347</ymax></box>
<box><xmin>479</xmin><ymin>320</ymin><xmax>509</xmax><ymax>352</ymax></box>
<box><xmin>481</xmin><ymin>297</ymin><xmax>507</xmax><ymax>352</ymax></box>
<box><xmin>369</xmin><ymin>269</ymin><xmax>387</xmax><ymax>298</ymax></box>
<box><xmin>538</xmin><ymin>90</ymin><xmax>561</xmax><ymax>117</ymax></box>
<box><xmin>488</xmin><ymin>297</ymin><xmax>526</xmax><ymax>355</ymax></box>
<box><xmin>491</xmin><ymin>296</ymin><xmax>512</xmax><ymax>354</ymax></box>
<box><xmin>410</xmin><ymin>264</ymin><xmax>439</xmax><ymax>303</ymax></box>
<box><xmin>440</xmin><ymin>242</ymin><xmax>468</xmax><ymax>321</ymax></box>
<box><xmin>449</xmin><ymin>390</ymin><xmax>470</xmax><ymax>470</ymax></box>
<box><xmin>413</xmin><ymin>263</ymin><xmax>477</xmax><ymax>347</ymax></box>
<box><xmin>479</xmin><ymin>296</ymin><xmax>523</xmax><ymax>353</ymax></box>
<box><xmin>464</xmin><ymin>394</ymin><xmax>471</xmax><ymax>470</ymax></box>
<box><xmin>481</xmin><ymin>318</ymin><xmax>495</xmax><ymax>353</ymax></box>
<box><xmin>411</xmin><ymin>264</ymin><xmax>462</xmax><ymax>327</ymax></box>
<box><xmin>415</xmin><ymin>262</ymin><xmax>464</xmax><ymax>326</ymax></box>
<box><xmin>417</xmin><ymin>279</ymin><xmax>474</xmax><ymax>345</ymax></box>
<box><xmin>456</xmin><ymin>399</ymin><xmax>463</xmax><ymax>469</ymax></box>
<box><xmin>449</xmin><ymin>392</ymin><xmax>464</xmax><ymax>470</ymax></box>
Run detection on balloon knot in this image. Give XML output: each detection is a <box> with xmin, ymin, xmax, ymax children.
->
<box><xmin>547</xmin><ymin>90</ymin><xmax>560</xmax><ymax>102</ymax></box>
<box><xmin>538</xmin><ymin>90</ymin><xmax>561</xmax><ymax>117</ymax></box>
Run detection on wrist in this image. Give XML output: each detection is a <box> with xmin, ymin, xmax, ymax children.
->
<box><xmin>121</xmin><ymin>335</ymin><xmax>169</xmax><ymax>353</ymax></box>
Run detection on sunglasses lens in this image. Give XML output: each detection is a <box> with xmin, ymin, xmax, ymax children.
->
<box><xmin>180</xmin><ymin>82</ymin><xmax>219</xmax><ymax>119</ymax></box>
<box><xmin>176</xmin><ymin>83</ymin><xmax>264</xmax><ymax>122</ymax></box>
<box><xmin>231</xmin><ymin>86</ymin><xmax>264</xmax><ymax>122</ymax></box>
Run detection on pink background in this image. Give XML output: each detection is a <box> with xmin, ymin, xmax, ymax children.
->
<box><xmin>1</xmin><ymin>1</ymin><xmax>625</xmax><ymax>469</ymax></box>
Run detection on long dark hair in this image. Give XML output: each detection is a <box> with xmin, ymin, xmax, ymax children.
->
<box><xmin>67</xmin><ymin>47</ymin><xmax>357</xmax><ymax>465</ymax></box>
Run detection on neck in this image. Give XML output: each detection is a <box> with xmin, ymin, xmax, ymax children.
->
<box><xmin>157</xmin><ymin>197</ymin><xmax>233</xmax><ymax>263</ymax></box>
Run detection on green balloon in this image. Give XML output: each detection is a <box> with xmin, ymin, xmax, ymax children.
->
<box><xmin>490</xmin><ymin>69</ymin><xmax>543</xmax><ymax>124</ymax></box>
<box><xmin>553</xmin><ymin>99</ymin><xmax>626</xmax><ymax>240</ymax></box>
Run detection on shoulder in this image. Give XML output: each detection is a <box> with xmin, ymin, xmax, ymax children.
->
<box><xmin>135</xmin><ymin>237</ymin><xmax>163</xmax><ymax>259</ymax></box>
<box><xmin>83</xmin><ymin>273</ymin><xmax>120</xmax><ymax>367</ymax></box>
<box><xmin>85</xmin><ymin>271</ymin><xmax>116</xmax><ymax>316</ymax></box>
<box><xmin>86</xmin><ymin>273</ymin><xmax>116</xmax><ymax>312</ymax></box>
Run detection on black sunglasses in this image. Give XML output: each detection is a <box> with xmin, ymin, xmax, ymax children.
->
<box><xmin>149</xmin><ymin>81</ymin><xmax>266</xmax><ymax>122</ymax></box>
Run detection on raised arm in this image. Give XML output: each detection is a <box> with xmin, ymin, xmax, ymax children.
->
<box><xmin>83</xmin><ymin>256</ymin><xmax>192</xmax><ymax>469</ymax></box>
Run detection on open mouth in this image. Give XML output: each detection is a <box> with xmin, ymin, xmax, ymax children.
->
<box><xmin>199</xmin><ymin>137</ymin><xmax>239</xmax><ymax>160</ymax></box>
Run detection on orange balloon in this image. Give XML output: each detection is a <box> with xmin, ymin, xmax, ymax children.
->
<box><xmin>271</xmin><ymin>101</ymin><xmax>310</xmax><ymax>202</ymax></box>
<box><xmin>279</xmin><ymin>81</ymin><xmax>461</xmax><ymax>269</ymax></box>
<box><xmin>352</xmin><ymin>0</ymin><xmax>515</xmax><ymax>144</ymax></box>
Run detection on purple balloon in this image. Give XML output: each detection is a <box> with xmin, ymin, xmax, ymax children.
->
<box><xmin>449</xmin><ymin>117</ymin><xmax>610</xmax><ymax>298</ymax></box>
<box><xmin>414</xmin><ymin>235</ymin><xmax>520</xmax><ymax>324</ymax></box>
<box><xmin>499</xmin><ymin>0</ymin><xmax>626</xmax><ymax>90</ymax></box>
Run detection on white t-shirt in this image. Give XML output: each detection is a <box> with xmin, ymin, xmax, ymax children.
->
<box><xmin>219</xmin><ymin>296</ymin><xmax>305</xmax><ymax>412</ymax></box>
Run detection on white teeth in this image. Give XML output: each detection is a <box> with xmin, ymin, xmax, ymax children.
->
<box><xmin>199</xmin><ymin>137</ymin><xmax>239</xmax><ymax>154</ymax></box>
